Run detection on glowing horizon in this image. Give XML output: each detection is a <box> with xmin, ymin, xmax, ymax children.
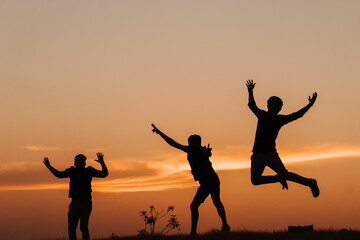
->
<box><xmin>1</xmin><ymin>143</ymin><xmax>359</xmax><ymax>193</ymax></box>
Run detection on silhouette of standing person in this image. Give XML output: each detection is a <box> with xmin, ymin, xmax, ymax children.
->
<box><xmin>43</xmin><ymin>152</ymin><xmax>108</xmax><ymax>240</ymax></box>
<box><xmin>151</xmin><ymin>124</ymin><xmax>230</xmax><ymax>235</ymax></box>
<box><xmin>246</xmin><ymin>79</ymin><xmax>319</xmax><ymax>197</ymax></box>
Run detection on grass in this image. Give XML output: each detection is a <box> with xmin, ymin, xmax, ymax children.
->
<box><xmin>95</xmin><ymin>230</ymin><xmax>360</xmax><ymax>240</ymax></box>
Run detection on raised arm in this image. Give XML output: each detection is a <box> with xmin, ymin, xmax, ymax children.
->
<box><xmin>43</xmin><ymin>157</ymin><xmax>68</xmax><ymax>178</ymax></box>
<box><xmin>284</xmin><ymin>92</ymin><xmax>318</xmax><ymax>123</ymax></box>
<box><xmin>92</xmin><ymin>152</ymin><xmax>109</xmax><ymax>178</ymax></box>
<box><xmin>151</xmin><ymin>124</ymin><xmax>186</xmax><ymax>151</ymax></box>
<box><xmin>246</xmin><ymin>79</ymin><xmax>261</xmax><ymax>116</ymax></box>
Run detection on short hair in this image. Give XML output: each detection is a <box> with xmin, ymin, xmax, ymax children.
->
<box><xmin>188</xmin><ymin>134</ymin><xmax>201</xmax><ymax>143</ymax></box>
<box><xmin>74</xmin><ymin>154</ymin><xmax>87</xmax><ymax>162</ymax></box>
<box><xmin>267</xmin><ymin>96</ymin><xmax>283</xmax><ymax>106</ymax></box>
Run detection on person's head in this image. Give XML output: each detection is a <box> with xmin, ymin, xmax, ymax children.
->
<box><xmin>267</xmin><ymin>96</ymin><xmax>283</xmax><ymax>115</ymax></box>
<box><xmin>74</xmin><ymin>154</ymin><xmax>86</xmax><ymax>169</ymax></box>
<box><xmin>188</xmin><ymin>134</ymin><xmax>201</xmax><ymax>147</ymax></box>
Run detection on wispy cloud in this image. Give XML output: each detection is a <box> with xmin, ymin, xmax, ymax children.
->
<box><xmin>2</xmin><ymin>143</ymin><xmax>360</xmax><ymax>193</ymax></box>
<box><xmin>0</xmin><ymin>183</ymin><xmax>68</xmax><ymax>191</ymax></box>
<box><xmin>276</xmin><ymin>142</ymin><xmax>360</xmax><ymax>164</ymax></box>
<box><xmin>93</xmin><ymin>171</ymin><xmax>196</xmax><ymax>193</ymax></box>
<box><xmin>22</xmin><ymin>145</ymin><xmax>61</xmax><ymax>151</ymax></box>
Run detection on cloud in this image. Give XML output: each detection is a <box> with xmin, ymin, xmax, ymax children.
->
<box><xmin>210</xmin><ymin>142</ymin><xmax>360</xmax><ymax>167</ymax></box>
<box><xmin>93</xmin><ymin>171</ymin><xmax>196</xmax><ymax>193</ymax></box>
<box><xmin>277</xmin><ymin>142</ymin><xmax>360</xmax><ymax>164</ymax></box>
<box><xmin>0</xmin><ymin>161</ymin><xmax>195</xmax><ymax>193</ymax></box>
<box><xmin>2</xmin><ymin>143</ymin><xmax>360</xmax><ymax>193</ymax></box>
<box><xmin>22</xmin><ymin>145</ymin><xmax>61</xmax><ymax>151</ymax></box>
<box><xmin>0</xmin><ymin>162</ymin><xmax>62</xmax><ymax>187</ymax></box>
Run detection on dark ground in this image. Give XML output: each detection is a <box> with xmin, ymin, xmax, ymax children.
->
<box><xmin>96</xmin><ymin>230</ymin><xmax>360</xmax><ymax>240</ymax></box>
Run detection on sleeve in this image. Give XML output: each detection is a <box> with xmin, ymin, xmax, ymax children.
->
<box><xmin>87</xmin><ymin>166</ymin><xmax>108</xmax><ymax>178</ymax></box>
<box><xmin>57</xmin><ymin>168</ymin><xmax>72</xmax><ymax>178</ymax></box>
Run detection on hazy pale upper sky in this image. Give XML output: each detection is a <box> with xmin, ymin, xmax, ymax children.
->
<box><xmin>1</xmin><ymin>0</ymin><xmax>360</xmax><ymax>239</ymax></box>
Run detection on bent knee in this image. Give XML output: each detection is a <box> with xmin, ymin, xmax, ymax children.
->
<box><xmin>278</xmin><ymin>170</ymin><xmax>290</xmax><ymax>179</ymax></box>
<box><xmin>251</xmin><ymin>176</ymin><xmax>261</xmax><ymax>185</ymax></box>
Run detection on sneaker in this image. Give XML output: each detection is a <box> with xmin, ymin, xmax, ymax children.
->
<box><xmin>221</xmin><ymin>224</ymin><xmax>231</xmax><ymax>232</ymax></box>
<box><xmin>309</xmin><ymin>179</ymin><xmax>319</xmax><ymax>198</ymax></box>
<box><xmin>188</xmin><ymin>232</ymin><xmax>197</xmax><ymax>236</ymax></box>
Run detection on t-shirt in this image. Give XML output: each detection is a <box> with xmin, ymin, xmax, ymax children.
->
<box><xmin>249</xmin><ymin>102</ymin><xmax>305</xmax><ymax>153</ymax></box>
<box><xmin>180</xmin><ymin>146</ymin><xmax>217</xmax><ymax>182</ymax></box>
<box><xmin>60</xmin><ymin>166</ymin><xmax>106</xmax><ymax>199</ymax></box>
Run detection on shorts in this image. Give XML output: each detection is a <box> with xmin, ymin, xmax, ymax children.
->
<box><xmin>194</xmin><ymin>174</ymin><xmax>220</xmax><ymax>204</ymax></box>
<box><xmin>251</xmin><ymin>151</ymin><xmax>288</xmax><ymax>175</ymax></box>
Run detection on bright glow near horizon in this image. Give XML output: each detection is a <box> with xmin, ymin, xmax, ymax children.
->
<box><xmin>1</xmin><ymin>143</ymin><xmax>359</xmax><ymax>193</ymax></box>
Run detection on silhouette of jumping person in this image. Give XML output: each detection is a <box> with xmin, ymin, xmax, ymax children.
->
<box><xmin>246</xmin><ymin>79</ymin><xmax>319</xmax><ymax>197</ymax></box>
<box><xmin>151</xmin><ymin>124</ymin><xmax>230</xmax><ymax>235</ymax></box>
<box><xmin>43</xmin><ymin>152</ymin><xmax>108</xmax><ymax>240</ymax></box>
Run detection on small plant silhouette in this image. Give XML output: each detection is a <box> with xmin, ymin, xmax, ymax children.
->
<box><xmin>138</xmin><ymin>205</ymin><xmax>180</xmax><ymax>237</ymax></box>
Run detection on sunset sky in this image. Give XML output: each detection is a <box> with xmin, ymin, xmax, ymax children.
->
<box><xmin>1</xmin><ymin>1</ymin><xmax>360</xmax><ymax>239</ymax></box>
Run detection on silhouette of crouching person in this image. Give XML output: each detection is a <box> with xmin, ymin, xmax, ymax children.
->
<box><xmin>43</xmin><ymin>152</ymin><xmax>108</xmax><ymax>240</ymax></box>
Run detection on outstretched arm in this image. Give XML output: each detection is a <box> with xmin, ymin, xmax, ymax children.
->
<box><xmin>246</xmin><ymin>79</ymin><xmax>261</xmax><ymax>116</ymax></box>
<box><xmin>43</xmin><ymin>157</ymin><xmax>68</xmax><ymax>178</ymax></box>
<box><xmin>285</xmin><ymin>92</ymin><xmax>318</xmax><ymax>123</ymax></box>
<box><xmin>92</xmin><ymin>152</ymin><xmax>109</xmax><ymax>178</ymax></box>
<box><xmin>152</xmin><ymin>124</ymin><xmax>186</xmax><ymax>151</ymax></box>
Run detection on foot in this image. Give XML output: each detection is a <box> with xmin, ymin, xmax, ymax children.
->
<box><xmin>277</xmin><ymin>175</ymin><xmax>288</xmax><ymax>190</ymax></box>
<box><xmin>309</xmin><ymin>179</ymin><xmax>319</xmax><ymax>198</ymax></box>
<box><xmin>189</xmin><ymin>231</ymin><xmax>197</xmax><ymax>236</ymax></box>
<box><xmin>221</xmin><ymin>224</ymin><xmax>231</xmax><ymax>232</ymax></box>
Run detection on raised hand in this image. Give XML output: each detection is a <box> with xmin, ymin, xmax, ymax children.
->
<box><xmin>246</xmin><ymin>79</ymin><xmax>256</xmax><ymax>92</ymax></box>
<box><xmin>95</xmin><ymin>152</ymin><xmax>104</xmax><ymax>164</ymax></box>
<box><xmin>203</xmin><ymin>144</ymin><xmax>212</xmax><ymax>157</ymax></box>
<box><xmin>43</xmin><ymin>157</ymin><xmax>51</xmax><ymax>168</ymax></box>
<box><xmin>205</xmin><ymin>144</ymin><xmax>212</xmax><ymax>151</ymax></box>
<box><xmin>308</xmin><ymin>92</ymin><xmax>317</xmax><ymax>106</ymax></box>
<box><xmin>151</xmin><ymin>124</ymin><xmax>160</xmax><ymax>134</ymax></box>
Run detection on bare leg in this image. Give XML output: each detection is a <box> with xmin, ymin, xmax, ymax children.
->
<box><xmin>190</xmin><ymin>202</ymin><xmax>199</xmax><ymax>235</ymax></box>
<box><xmin>279</xmin><ymin>172</ymin><xmax>319</xmax><ymax>197</ymax></box>
<box><xmin>190</xmin><ymin>186</ymin><xmax>209</xmax><ymax>235</ymax></box>
<box><xmin>266</xmin><ymin>153</ymin><xmax>312</xmax><ymax>186</ymax></box>
<box><xmin>211</xmin><ymin>193</ymin><xmax>230</xmax><ymax>232</ymax></box>
<box><xmin>263</xmin><ymin>152</ymin><xmax>319</xmax><ymax>197</ymax></box>
<box><xmin>284</xmin><ymin>172</ymin><xmax>312</xmax><ymax>185</ymax></box>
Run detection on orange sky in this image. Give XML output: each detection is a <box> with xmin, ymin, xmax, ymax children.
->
<box><xmin>1</xmin><ymin>1</ymin><xmax>360</xmax><ymax>239</ymax></box>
